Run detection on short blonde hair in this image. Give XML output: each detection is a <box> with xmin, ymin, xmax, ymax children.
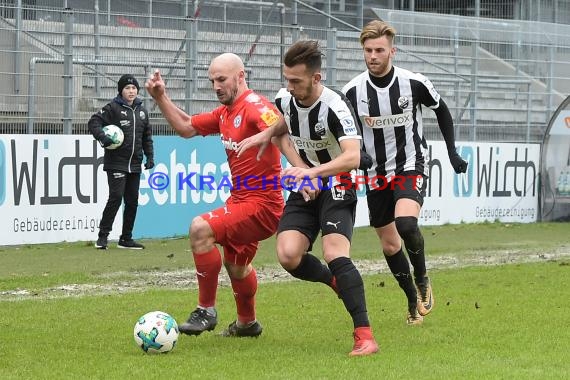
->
<box><xmin>359</xmin><ymin>20</ymin><xmax>396</xmax><ymax>46</ymax></box>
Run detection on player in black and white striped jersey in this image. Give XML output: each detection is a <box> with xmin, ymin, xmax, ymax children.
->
<box><xmin>237</xmin><ymin>40</ymin><xmax>378</xmax><ymax>357</ymax></box>
<box><xmin>342</xmin><ymin>20</ymin><xmax>468</xmax><ymax>325</ymax></box>
<box><xmin>274</xmin><ymin>85</ymin><xmax>359</xmax><ymax>187</ymax></box>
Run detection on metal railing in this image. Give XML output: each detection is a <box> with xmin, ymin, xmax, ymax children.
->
<box><xmin>1</xmin><ymin>2</ymin><xmax>569</xmax><ymax>142</ymax></box>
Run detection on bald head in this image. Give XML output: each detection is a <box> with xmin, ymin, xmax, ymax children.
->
<box><xmin>210</xmin><ymin>53</ymin><xmax>244</xmax><ymax>72</ymax></box>
<box><xmin>208</xmin><ymin>53</ymin><xmax>248</xmax><ymax>105</ymax></box>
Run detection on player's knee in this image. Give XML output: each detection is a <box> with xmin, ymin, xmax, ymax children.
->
<box><xmin>224</xmin><ymin>262</ymin><xmax>251</xmax><ymax>280</ymax></box>
<box><xmin>382</xmin><ymin>242</ymin><xmax>401</xmax><ymax>256</ymax></box>
<box><xmin>377</xmin><ymin>224</ymin><xmax>401</xmax><ymax>254</ymax></box>
<box><xmin>395</xmin><ymin>216</ymin><xmax>421</xmax><ymax>242</ymax></box>
<box><xmin>276</xmin><ymin>232</ymin><xmax>306</xmax><ymax>270</ymax></box>
<box><xmin>189</xmin><ymin>216</ymin><xmax>213</xmax><ymax>250</ymax></box>
<box><xmin>277</xmin><ymin>251</ymin><xmax>296</xmax><ymax>270</ymax></box>
<box><xmin>276</xmin><ymin>246</ymin><xmax>302</xmax><ymax>271</ymax></box>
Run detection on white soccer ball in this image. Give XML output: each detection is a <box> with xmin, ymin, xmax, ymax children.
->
<box><xmin>133</xmin><ymin>311</ymin><xmax>179</xmax><ymax>354</ymax></box>
<box><xmin>102</xmin><ymin>124</ymin><xmax>124</xmax><ymax>150</ymax></box>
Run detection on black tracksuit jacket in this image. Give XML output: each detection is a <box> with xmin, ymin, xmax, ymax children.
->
<box><xmin>88</xmin><ymin>96</ymin><xmax>153</xmax><ymax>173</ymax></box>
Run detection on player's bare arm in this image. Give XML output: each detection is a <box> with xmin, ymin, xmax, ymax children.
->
<box><xmin>282</xmin><ymin>138</ymin><xmax>360</xmax><ymax>181</ymax></box>
<box><xmin>145</xmin><ymin>69</ymin><xmax>198</xmax><ymax>138</ymax></box>
<box><xmin>236</xmin><ymin>116</ymin><xmax>288</xmax><ymax>159</ymax></box>
<box><xmin>275</xmin><ymin>134</ymin><xmax>320</xmax><ymax>201</ymax></box>
<box><xmin>274</xmin><ymin>133</ymin><xmax>306</xmax><ymax>169</ymax></box>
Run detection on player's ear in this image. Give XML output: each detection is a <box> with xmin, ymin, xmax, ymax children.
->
<box><xmin>238</xmin><ymin>69</ymin><xmax>246</xmax><ymax>83</ymax></box>
<box><xmin>312</xmin><ymin>72</ymin><xmax>321</xmax><ymax>84</ymax></box>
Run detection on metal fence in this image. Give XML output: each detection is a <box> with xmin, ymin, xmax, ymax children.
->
<box><xmin>1</xmin><ymin>0</ymin><xmax>569</xmax><ymax>142</ymax></box>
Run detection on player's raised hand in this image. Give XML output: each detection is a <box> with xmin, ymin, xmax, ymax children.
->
<box><xmin>236</xmin><ymin>129</ymin><xmax>272</xmax><ymax>160</ymax></box>
<box><xmin>145</xmin><ymin>69</ymin><xmax>166</xmax><ymax>99</ymax></box>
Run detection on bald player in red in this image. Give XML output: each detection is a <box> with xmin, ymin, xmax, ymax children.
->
<box><xmin>146</xmin><ymin>53</ymin><xmax>283</xmax><ymax>338</ymax></box>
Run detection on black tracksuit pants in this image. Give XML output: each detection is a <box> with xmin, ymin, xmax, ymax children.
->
<box><xmin>98</xmin><ymin>171</ymin><xmax>141</xmax><ymax>241</ymax></box>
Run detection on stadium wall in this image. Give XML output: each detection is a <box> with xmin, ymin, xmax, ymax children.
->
<box><xmin>0</xmin><ymin>135</ymin><xmax>540</xmax><ymax>245</ymax></box>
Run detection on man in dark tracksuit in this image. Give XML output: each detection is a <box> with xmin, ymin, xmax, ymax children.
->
<box><xmin>88</xmin><ymin>74</ymin><xmax>154</xmax><ymax>250</ymax></box>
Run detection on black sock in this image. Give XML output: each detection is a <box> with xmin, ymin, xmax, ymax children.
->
<box><xmin>395</xmin><ymin>216</ymin><xmax>427</xmax><ymax>284</ymax></box>
<box><xmin>328</xmin><ymin>256</ymin><xmax>370</xmax><ymax>328</ymax></box>
<box><xmin>384</xmin><ymin>249</ymin><xmax>417</xmax><ymax>308</ymax></box>
<box><xmin>286</xmin><ymin>253</ymin><xmax>333</xmax><ymax>286</ymax></box>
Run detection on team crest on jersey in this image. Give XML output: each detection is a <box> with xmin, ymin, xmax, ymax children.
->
<box><xmin>331</xmin><ymin>186</ymin><xmax>345</xmax><ymax>200</ymax></box>
<box><xmin>233</xmin><ymin>115</ymin><xmax>242</xmax><ymax>128</ymax></box>
<box><xmin>398</xmin><ymin>96</ymin><xmax>409</xmax><ymax>110</ymax></box>
<box><xmin>139</xmin><ymin>111</ymin><xmax>146</xmax><ymax>120</ymax></box>
<box><xmin>314</xmin><ymin>122</ymin><xmax>326</xmax><ymax>137</ymax></box>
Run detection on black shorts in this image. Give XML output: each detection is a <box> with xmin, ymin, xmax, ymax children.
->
<box><xmin>277</xmin><ymin>185</ymin><xmax>357</xmax><ymax>248</ymax></box>
<box><xmin>367</xmin><ymin>171</ymin><xmax>427</xmax><ymax>228</ymax></box>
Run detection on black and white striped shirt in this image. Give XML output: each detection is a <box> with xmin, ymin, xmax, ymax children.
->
<box><xmin>275</xmin><ymin>86</ymin><xmax>362</xmax><ymax>184</ymax></box>
<box><xmin>342</xmin><ymin>66</ymin><xmax>440</xmax><ymax>183</ymax></box>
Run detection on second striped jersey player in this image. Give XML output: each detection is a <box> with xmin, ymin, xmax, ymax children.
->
<box><xmin>342</xmin><ymin>20</ymin><xmax>468</xmax><ymax>326</ymax></box>
<box><xmin>343</xmin><ymin>65</ymin><xmax>447</xmax><ymax>183</ymax></box>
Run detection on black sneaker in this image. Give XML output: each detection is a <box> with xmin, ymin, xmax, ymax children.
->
<box><xmin>220</xmin><ymin>320</ymin><xmax>262</xmax><ymax>337</ymax></box>
<box><xmin>117</xmin><ymin>239</ymin><xmax>145</xmax><ymax>250</ymax></box>
<box><xmin>179</xmin><ymin>308</ymin><xmax>218</xmax><ymax>335</ymax></box>
<box><xmin>95</xmin><ymin>236</ymin><xmax>108</xmax><ymax>250</ymax></box>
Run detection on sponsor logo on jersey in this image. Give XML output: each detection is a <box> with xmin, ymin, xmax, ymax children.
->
<box><xmin>398</xmin><ymin>96</ymin><xmax>409</xmax><ymax>110</ymax></box>
<box><xmin>422</xmin><ymin>77</ymin><xmax>441</xmax><ymax>102</ymax></box>
<box><xmin>120</xmin><ymin>120</ymin><xmax>130</xmax><ymax>127</ymax></box>
<box><xmin>340</xmin><ymin>118</ymin><xmax>357</xmax><ymax>135</ymax></box>
<box><xmin>290</xmin><ymin>135</ymin><xmax>332</xmax><ymax>151</ymax></box>
<box><xmin>220</xmin><ymin>134</ymin><xmax>239</xmax><ymax>151</ymax></box>
<box><xmin>362</xmin><ymin>113</ymin><xmax>412</xmax><ymax>128</ymax></box>
<box><xmin>260</xmin><ymin>109</ymin><xmax>279</xmax><ymax>126</ymax></box>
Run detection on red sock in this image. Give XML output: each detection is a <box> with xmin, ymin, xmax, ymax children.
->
<box><xmin>193</xmin><ymin>247</ymin><xmax>222</xmax><ymax>307</ymax></box>
<box><xmin>230</xmin><ymin>268</ymin><xmax>258</xmax><ymax>324</ymax></box>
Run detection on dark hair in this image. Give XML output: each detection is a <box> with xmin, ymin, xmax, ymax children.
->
<box><xmin>283</xmin><ymin>40</ymin><xmax>323</xmax><ymax>73</ymax></box>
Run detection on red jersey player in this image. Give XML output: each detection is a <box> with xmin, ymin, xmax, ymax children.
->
<box><xmin>145</xmin><ymin>53</ymin><xmax>283</xmax><ymax>338</ymax></box>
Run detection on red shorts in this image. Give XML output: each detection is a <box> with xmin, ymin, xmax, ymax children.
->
<box><xmin>201</xmin><ymin>197</ymin><xmax>282</xmax><ymax>266</ymax></box>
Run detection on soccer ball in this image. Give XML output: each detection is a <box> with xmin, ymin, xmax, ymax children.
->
<box><xmin>133</xmin><ymin>311</ymin><xmax>179</xmax><ymax>354</ymax></box>
<box><xmin>102</xmin><ymin>124</ymin><xmax>124</xmax><ymax>150</ymax></box>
